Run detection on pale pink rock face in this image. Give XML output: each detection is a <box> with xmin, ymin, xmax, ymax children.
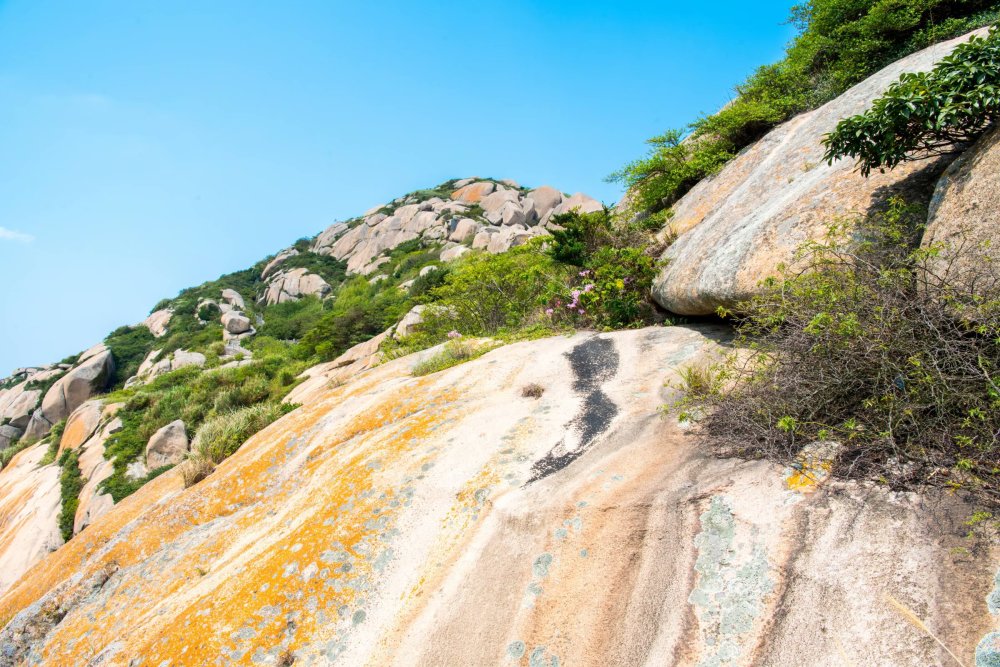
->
<box><xmin>653</xmin><ymin>29</ymin><xmax>989</xmax><ymax>316</ymax></box>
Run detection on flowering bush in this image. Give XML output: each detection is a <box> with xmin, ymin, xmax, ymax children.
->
<box><xmin>546</xmin><ymin>209</ymin><xmax>661</xmax><ymax>329</ymax></box>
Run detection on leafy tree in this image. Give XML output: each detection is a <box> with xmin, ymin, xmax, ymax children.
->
<box><xmin>824</xmin><ymin>26</ymin><xmax>1000</xmax><ymax>175</ymax></box>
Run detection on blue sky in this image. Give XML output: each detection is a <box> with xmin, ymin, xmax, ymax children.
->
<box><xmin>0</xmin><ymin>1</ymin><xmax>795</xmax><ymax>374</ymax></box>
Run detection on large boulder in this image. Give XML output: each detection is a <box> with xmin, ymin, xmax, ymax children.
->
<box><xmin>0</xmin><ymin>383</ymin><xmax>42</xmax><ymax>430</ymax></box>
<box><xmin>262</xmin><ymin>268</ymin><xmax>332</xmax><ymax>305</ymax></box>
<box><xmin>145</xmin><ymin>420</ymin><xmax>189</xmax><ymax>469</ymax></box>
<box><xmin>26</xmin><ymin>347</ymin><xmax>114</xmax><ymax>440</ymax></box>
<box><xmin>393</xmin><ymin>305</ymin><xmax>426</xmax><ymax>340</ymax></box>
<box><xmin>141</xmin><ymin>309</ymin><xmax>172</xmax><ymax>337</ymax></box>
<box><xmin>260</xmin><ymin>250</ymin><xmax>299</xmax><ymax>280</ymax></box>
<box><xmin>0</xmin><ymin>425</ymin><xmax>23</xmax><ymax>450</ymax></box>
<box><xmin>220</xmin><ymin>288</ymin><xmax>246</xmax><ymax>310</ymax></box>
<box><xmin>451</xmin><ymin>181</ymin><xmax>495</xmax><ymax>203</ymax></box>
<box><xmin>221</xmin><ymin>311</ymin><xmax>252</xmax><ymax>335</ymax></box>
<box><xmin>127</xmin><ymin>349</ymin><xmax>205</xmax><ymax>387</ymax></box>
<box><xmin>58</xmin><ymin>400</ymin><xmax>103</xmax><ymax>454</ymax></box>
<box><xmin>0</xmin><ymin>326</ymin><xmax>994</xmax><ymax>665</ymax></box>
<box><xmin>652</xmin><ymin>29</ymin><xmax>986</xmax><ymax>316</ymax></box>
<box><xmin>527</xmin><ymin>185</ymin><xmax>564</xmax><ymax>223</ymax></box>
<box><xmin>922</xmin><ymin>126</ymin><xmax>1000</xmax><ymax>291</ymax></box>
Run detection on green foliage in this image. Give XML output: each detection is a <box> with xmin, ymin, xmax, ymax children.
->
<box><xmin>614</xmin><ymin>0</ymin><xmax>1000</xmax><ymax>213</ymax></box>
<box><xmin>411</xmin><ymin>338</ymin><xmax>497</xmax><ymax>377</ymax></box>
<box><xmin>197</xmin><ymin>302</ymin><xmax>222</xmax><ymax>321</ymax></box>
<box><xmin>298</xmin><ymin>277</ymin><xmax>412</xmax><ymax>361</ymax></box>
<box><xmin>99</xmin><ymin>349</ymin><xmax>305</xmax><ymax>502</ymax></box>
<box><xmin>0</xmin><ymin>438</ymin><xmax>28</xmax><ymax>469</ymax></box>
<box><xmin>693</xmin><ymin>198</ymin><xmax>1000</xmax><ymax>506</ymax></box>
<box><xmin>150</xmin><ymin>299</ymin><xmax>172</xmax><ymax>313</ymax></box>
<box><xmin>546</xmin><ymin>209</ymin><xmax>662</xmax><ymax>329</ymax></box>
<box><xmin>39</xmin><ymin>420</ymin><xmax>66</xmax><ymax>466</ymax></box>
<box><xmin>57</xmin><ymin>450</ymin><xmax>83</xmax><ymax>542</ymax></box>
<box><xmin>424</xmin><ymin>242</ymin><xmax>569</xmax><ymax>336</ymax></box>
<box><xmin>24</xmin><ymin>368</ymin><xmax>68</xmax><ymax>396</ymax></box>
<box><xmin>257</xmin><ymin>296</ymin><xmax>325</xmax><ymax>340</ymax></box>
<box><xmin>825</xmin><ymin>26</ymin><xmax>1000</xmax><ymax>175</ymax></box>
<box><xmin>190</xmin><ymin>402</ymin><xmax>292</xmax><ymax>464</ymax></box>
<box><xmin>278</xmin><ymin>252</ymin><xmax>348</xmax><ymax>288</ymax></box>
<box><xmin>105</xmin><ymin>325</ymin><xmax>157</xmax><ymax>389</ymax></box>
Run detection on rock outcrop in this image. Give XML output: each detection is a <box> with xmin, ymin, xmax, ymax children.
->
<box><xmin>0</xmin><ymin>444</ymin><xmax>62</xmax><ymax>595</ymax></box>
<box><xmin>126</xmin><ymin>348</ymin><xmax>206</xmax><ymax>387</ymax></box>
<box><xmin>141</xmin><ymin>309</ymin><xmax>173</xmax><ymax>337</ymax></box>
<box><xmin>652</xmin><ymin>29</ymin><xmax>987</xmax><ymax>315</ymax></box>
<box><xmin>58</xmin><ymin>400</ymin><xmax>103</xmax><ymax>453</ymax></box>
<box><xmin>923</xmin><ymin>126</ymin><xmax>1000</xmax><ymax>292</ymax></box>
<box><xmin>310</xmin><ymin>180</ymin><xmax>600</xmax><ymax>276</ymax></box>
<box><xmin>0</xmin><ymin>326</ymin><xmax>994</xmax><ymax>665</ymax></box>
<box><xmin>144</xmin><ymin>420</ymin><xmax>189</xmax><ymax>469</ymax></box>
<box><xmin>261</xmin><ymin>267</ymin><xmax>332</xmax><ymax>305</ymax></box>
<box><xmin>23</xmin><ymin>346</ymin><xmax>114</xmax><ymax>442</ymax></box>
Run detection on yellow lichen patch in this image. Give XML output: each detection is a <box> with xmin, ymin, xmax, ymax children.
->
<box><xmin>22</xmin><ymin>371</ymin><xmax>464</xmax><ymax>665</ymax></box>
<box><xmin>785</xmin><ymin>442</ymin><xmax>839</xmax><ymax>493</ymax></box>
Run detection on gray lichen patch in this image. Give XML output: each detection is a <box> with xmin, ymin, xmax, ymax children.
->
<box><xmin>688</xmin><ymin>495</ymin><xmax>774</xmax><ymax>667</ymax></box>
<box><xmin>988</xmin><ymin>567</ymin><xmax>1000</xmax><ymax>616</ymax></box>
<box><xmin>978</xmin><ymin>632</ymin><xmax>1000</xmax><ymax>667</ymax></box>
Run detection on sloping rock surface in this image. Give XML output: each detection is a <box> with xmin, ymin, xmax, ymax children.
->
<box><xmin>0</xmin><ymin>326</ymin><xmax>994</xmax><ymax>666</ymax></box>
<box><xmin>653</xmin><ymin>29</ymin><xmax>987</xmax><ymax>315</ymax></box>
<box><xmin>923</xmin><ymin>126</ymin><xmax>1000</xmax><ymax>290</ymax></box>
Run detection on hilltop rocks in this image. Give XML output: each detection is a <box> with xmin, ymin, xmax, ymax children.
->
<box><xmin>141</xmin><ymin>309</ymin><xmax>172</xmax><ymax>338</ymax></box>
<box><xmin>308</xmin><ymin>180</ymin><xmax>598</xmax><ymax>276</ymax></box>
<box><xmin>262</xmin><ymin>267</ymin><xmax>332</xmax><ymax>305</ymax></box>
<box><xmin>451</xmin><ymin>181</ymin><xmax>495</xmax><ymax>202</ymax></box>
<box><xmin>127</xmin><ymin>349</ymin><xmax>206</xmax><ymax>387</ymax></box>
<box><xmin>0</xmin><ymin>325</ymin><xmax>994</xmax><ymax>665</ymax></box>
<box><xmin>145</xmin><ymin>420</ymin><xmax>189</xmax><ymax>469</ymax></box>
<box><xmin>261</xmin><ymin>249</ymin><xmax>299</xmax><ymax>279</ymax></box>
<box><xmin>220</xmin><ymin>288</ymin><xmax>246</xmax><ymax>311</ymax></box>
<box><xmin>24</xmin><ymin>347</ymin><xmax>114</xmax><ymax>441</ymax></box>
<box><xmin>923</xmin><ymin>126</ymin><xmax>1000</xmax><ymax>291</ymax></box>
<box><xmin>0</xmin><ymin>384</ymin><xmax>42</xmax><ymax>430</ymax></box>
<box><xmin>653</xmin><ymin>29</ymin><xmax>986</xmax><ymax>315</ymax></box>
<box><xmin>221</xmin><ymin>311</ymin><xmax>252</xmax><ymax>335</ymax></box>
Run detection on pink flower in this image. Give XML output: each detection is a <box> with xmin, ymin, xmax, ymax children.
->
<box><xmin>583</xmin><ymin>283</ymin><xmax>594</xmax><ymax>293</ymax></box>
<box><xmin>571</xmin><ymin>289</ymin><xmax>581</xmax><ymax>299</ymax></box>
<box><xmin>545</xmin><ymin>308</ymin><xmax>554</xmax><ymax>315</ymax></box>
<box><xmin>447</xmin><ymin>330</ymin><xmax>462</xmax><ymax>339</ymax></box>
<box><xmin>578</xmin><ymin>270</ymin><xmax>590</xmax><ymax>277</ymax></box>
<box><xmin>578</xmin><ymin>309</ymin><xmax>586</xmax><ymax>315</ymax></box>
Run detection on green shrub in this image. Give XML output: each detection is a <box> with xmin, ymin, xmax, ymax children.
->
<box><xmin>691</xmin><ymin>198</ymin><xmax>1000</xmax><ymax>506</ymax></box>
<box><xmin>411</xmin><ymin>338</ymin><xmax>497</xmax><ymax>377</ymax></box>
<box><xmin>825</xmin><ymin>26</ymin><xmax>1000</xmax><ymax>175</ymax></box>
<box><xmin>614</xmin><ymin>0</ymin><xmax>1000</xmax><ymax>214</ymax></box>
<box><xmin>57</xmin><ymin>450</ymin><xmax>83</xmax><ymax>541</ymax></box>
<box><xmin>546</xmin><ymin>209</ymin><xmax>662</xmax><ymax>329</ymax></box>
<box><xmin>278</xmin><ymin>252</ymin><xmax>348</xmax><ymax>288</ymax></box>
<box><xmin>105</xmin><ymin>325</ymin><xmax>157</xmax><ymax>389</ymax></box>
<box><xmin>424</xmin><ymin>242</ymin><xmax>568</xmax><ymax>336</ymax></box>
<box><xmin>0</xmin><ymin>438</ymin><xmax>28</xmax><ymax>469</ymax></box>
<box><xmin>258</xmin><ymin>296</ymin><xmax>325</xmax><ymax>340</ymax></box>
<box><xmin>191</xmin><ymin>402</ymin><xmax>291</xmax><ymax>464</ymax></box>
<box><xmin>39</xmin><ymin>420</ymin><xmax>66</xmax><ymax>466</ymax></box>
<box><xmin>197</xmin><ymin>302</ymin><xmax>222</xmax><ymax>321</ymax></box>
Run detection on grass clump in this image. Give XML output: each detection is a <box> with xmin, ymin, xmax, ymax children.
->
<box><xmin>411</xmin><ymin>338</ymin><xmax>497</xmax><ymax>377</ymax></box>
<box><xmin>687</xmin><ymin>198</ymin><xmax>1000</xmax><ymax>507</ymax></box>
<box><xmin>57</xmin><ymin>450</ymin><xmax>83</xmax><ymax>541</ymax></box>
<box><xmin>521</xmin><ymin>383</ymin><xmax>545</xmax><ymax>399</ymax></box>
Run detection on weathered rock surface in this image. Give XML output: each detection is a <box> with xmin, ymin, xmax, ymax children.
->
<box><xmin>653</xmin><ymin>29</ymin><xmax>987</xmax><ymax>315</ymax></box>
<box><xmin>73</xmin><ymin>406</ymin><xmax>123</xmax><ymax>536</ymax></box>
<box><xmin>0</xmin><ymin>425</ymin><xmax>23</xmax><ymax>450</ymax></box>
<box><xmin>261</xmin><ymin>250</ymin><xmax>299</xmax><ymax>280</ymax></box>
<box><xmin>923</xmin><ymin>126</ymin><xmax>1000</xmax><ymax>292</ymax></box>
<box><xmin>58</xmin><ymin>400</ymin><xmax>103</xmax><ymax>453</ymax></box>
<box><xmin>140</xmin><ymin>309</ymin><xmax>173</xmax><ymax>337</ymax></box>
<box><xmin>127</xmin><ymin>349</ymin><xmax>206</xmax><ymax>387</ymax></box>
<box><xmin>0</xmin><ymin>444</ymin><xmax>62</xmax><ymax>595</ymax></box>
<box><xmin>0</xmin><ymin>382</ymin><xmax>42</xmax><ymax>430</ymax></box>
<box><xmin>144</xmin><ymin>420</ymin><xmax>189</xmax><ymax>469</ymax></box>
<box><xmin>221</xmin><ymin>310</ymin><xmax>252</xmax><ymax>335</ymax></box>
<box><xmin>392</xmin><ymin>305</ymin><xmax>426</xmax><ymax>340</ymax></box>
<box><xmin>0</xmin><ymin>326</ymin><xmax>994</xmax><ymax>665</ymax></box>
<box><xmin>24</xmin><ymin>348</ymin><xmax>114</xmax><ymax>441</ymax></box>
<box><xmin>262</xmin><ymin>268</ymin><xmax>332</xmax><ymax>305</ymax></box>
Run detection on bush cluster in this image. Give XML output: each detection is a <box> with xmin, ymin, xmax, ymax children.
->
<box><xmin>825</xmin><ymin>26</ymin><xmax>1000</xmax><ymax>175</ymax></box>
<box><xmin>613</xmin><ymin>0</ymin><xmax>1000</xmax><ymax>214</ymax></box>
<box><xmin>688</xmin><ymin>199</ymin><xmax>1000</xmax><ymax>506</ymax></box>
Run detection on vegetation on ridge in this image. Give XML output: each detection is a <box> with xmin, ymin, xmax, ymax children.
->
<box><xmin>613</xmin><ymin>0</ymin><xmax>1000</xmax><ymax>215</ymax></box>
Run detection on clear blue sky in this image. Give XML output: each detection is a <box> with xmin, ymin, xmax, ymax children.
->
<box><xmin>0</xmin><ymin>0</ymin><xmax>795</xmax><ymax>374</ymax></box>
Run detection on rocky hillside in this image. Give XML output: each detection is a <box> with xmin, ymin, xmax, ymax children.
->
<box><xmin>2</xmin><ymin>12</ymin><xmax>1000</xmax><ymax>667</ymax></box>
